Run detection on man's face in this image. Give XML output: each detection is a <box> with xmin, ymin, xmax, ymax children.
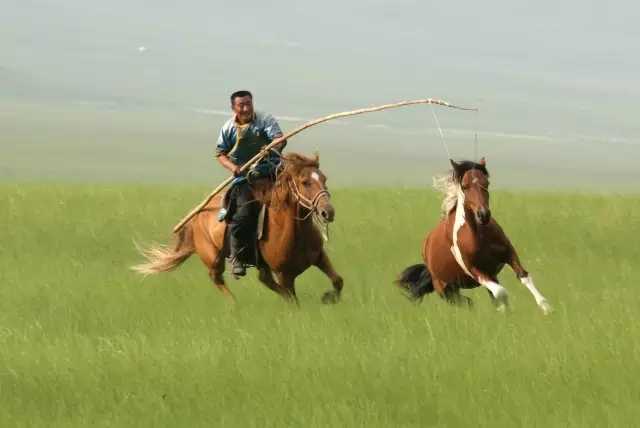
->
<box><xmin>232</xmin><ymin>95</ymin><xmax>254</xmax><ymax>124</ymax></box>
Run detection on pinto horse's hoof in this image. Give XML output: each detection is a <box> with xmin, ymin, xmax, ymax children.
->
<box><xmin>321</xmin><ymin>291</ymin><xmax>340</xmax><ymax>304</ymax></box>
<box><xmin>539</xmin><ymin>300</ymin><xmax>553</xmax><ymax>315</ymax></box>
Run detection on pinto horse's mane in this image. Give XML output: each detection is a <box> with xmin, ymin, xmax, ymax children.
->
<box><xmin>433</xmin><ymin>160</ymin><xmax>489</xmax><ymax>216</ymax></box>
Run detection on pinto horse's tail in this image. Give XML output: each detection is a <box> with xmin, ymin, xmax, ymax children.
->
<box><xmin>395</xmin><ymin>264</ymin><xmax>434</xmax><ymax>301</ymax></box>
<box><xmin>131</xmin><ymin>222</ymin><xmax>195</xmax><ymax>276</ymax></box>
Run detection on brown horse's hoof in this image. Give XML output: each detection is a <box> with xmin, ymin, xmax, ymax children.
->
<box><xmin>321</xmin><ymin>291</ymin><xmax>340</xmax><ymax>304</ymax></box>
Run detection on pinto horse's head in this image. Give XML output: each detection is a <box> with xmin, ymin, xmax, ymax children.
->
<box><xmin>280</xmin><ymin>153</ymin><xmax>334</xmax><ymax>223</ymax></box>
<box><xmin>451</xmin><ymin>158</ymin><xmax>491</xmax><ymax>225</ymax></box>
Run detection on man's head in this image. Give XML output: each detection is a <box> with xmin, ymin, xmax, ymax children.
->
<box><xmin>230</xmin><ymin>90</ymin><xmax>254</xmax><ymax>124</ymax></box>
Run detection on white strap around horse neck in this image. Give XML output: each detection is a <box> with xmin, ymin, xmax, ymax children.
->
<box><xmin>451</xmin><ymin>187</ymin><xmax>475</xmax><ymax>279</ymax></box>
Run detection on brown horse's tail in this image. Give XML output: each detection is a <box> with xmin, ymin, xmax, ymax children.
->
<box><xmin>131</xmin><ymin>222</ymin><xmax>195</xmax><ymax>276</ymax></box>
<box><xmin>395</xmin><ymin>264</ymin><xmax>434</xmax><ymax>302</ymax></box>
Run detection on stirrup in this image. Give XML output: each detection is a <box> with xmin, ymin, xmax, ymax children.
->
<box><xmin>230</xmin><ymin>258</ymin><xmax>246</xmax><ymax>278</ymax></box>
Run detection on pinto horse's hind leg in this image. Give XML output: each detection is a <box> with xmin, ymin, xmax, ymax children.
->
<box><xmin>433</xmin><ymin>279</ymin><xmax>472</xmax><ymax>308</ymax></box>
<box><xmin>443</xmin><ymin>286</ymin><xmax>473</xmax><ymax>308</ymax></box>
<box><xmin>507</xmin><ymin>251</ymin><xmax>552</xmax><ymax>315</ymax></box>
<box><xmin>314</xmin><ymin>250</ymin><xmax>343</xmax><ymax>304</ymax></box>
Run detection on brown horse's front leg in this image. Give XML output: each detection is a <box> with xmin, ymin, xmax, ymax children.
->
<box><xmin>507</xmin><ymin>249</ymin><xmax>552</xmax><ymax>315</ymax></box>
<box><xmin>275</xmin><ymin>272</ymin><xmax>299</xmax><ymax>305</ymax></box>
<box><xmin>257</xmin><ymin>266</ymin><xmax>288</xmax><ymax>298</ymax></box>
<box><xmin>314</xmin><ymin>250</ymin><xmax>343</xmax><ymax>304</ymax></box>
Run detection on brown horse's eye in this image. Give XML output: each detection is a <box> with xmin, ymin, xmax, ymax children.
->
<box><xmin>302</xmin><ymin>180</ymin><xmax>311</xmax><ymax>187</ymax></box>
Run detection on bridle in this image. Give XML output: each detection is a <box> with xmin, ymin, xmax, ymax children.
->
<box><xmin>288</xmin><ymin>176</ymin><xmax>331</xmax><ymax>221</ymax></box>
<box><xmin>459</xmin><ymin>172</ymin><xmax>490</xmax><ymax>211</ymax></box>
<box><xmin>460</xmin><ymin>170</ymin><xmax>489</xmax><ymax>193</ymax></box>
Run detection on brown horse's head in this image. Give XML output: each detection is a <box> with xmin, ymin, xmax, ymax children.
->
<box><xmin>277</xmin><ymin>153</ymin><xmax>334</xmax><ymax>223</ymax></box>
<box><xmin>451</xmin><ymin>158</ymin><xmax>491</xmax><ymax>225</ymax></box>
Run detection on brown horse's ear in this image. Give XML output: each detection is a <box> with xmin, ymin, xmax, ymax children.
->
<box><xmin>479</xmin><ymin>157</ymin><xmax>486</xmax><ymax>166</ymax></box>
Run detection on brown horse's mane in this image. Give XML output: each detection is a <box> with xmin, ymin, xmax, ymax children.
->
<box><xmin>251</xmin><ymin>152</ymin><xmax>320</xmax><ymax>209</ymax></box>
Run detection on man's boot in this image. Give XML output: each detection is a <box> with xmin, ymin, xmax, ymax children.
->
<box><xmin>228</xmin><ymin>181</ymin><xmax>254</xmax><ymax>278</ymax></box>
<box><xmin>229</xmin><ymin>233</ymin><xmax>247</xmax><ymax>277</ymax></box>
<box><xmin>229</xmin><ymin>237</ymin><xmax>246</xmax><ymax>278</ymax></box>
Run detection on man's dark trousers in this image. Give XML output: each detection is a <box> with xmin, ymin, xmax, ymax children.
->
<box><xmin>228</xmin><ymin>181</ymin><xmax>258</xmax><ymax>264</ymax></box>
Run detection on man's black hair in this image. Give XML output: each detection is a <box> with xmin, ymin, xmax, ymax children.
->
<box><xmin>230</xmin><ymin>90</ymin><xmax>253</xmax><ymax>104</ymax></box>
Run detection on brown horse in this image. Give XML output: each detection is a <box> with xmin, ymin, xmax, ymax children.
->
<box><xmin>396</xmin><ymin>158</ymin><xmax>551</xmax><ymax>314</ymax></box>
<box><xmin>133</xmin><ymin>153</ymin><xmax>343</xmax><ymax>304</ymax></box>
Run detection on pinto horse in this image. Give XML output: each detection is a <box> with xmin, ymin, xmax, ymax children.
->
<box><xmin>396</xmin><ymin>158</ymin><xmax>551</xmax><ymax>314</ymax></box>
<box><xmin>133</xmin><ymin>153</ymin><xmax>343</xmax><ymax>304</ymax></box>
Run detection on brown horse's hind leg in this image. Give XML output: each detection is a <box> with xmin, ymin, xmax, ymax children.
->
<box><xmin>211</xmin><ymin>272</ymin><xmax>235</xmax><ymax>301</ymax></box>
<box><xmin>314</xmin><ymin>250</ymin><xmax>343</xmax><ymax>304</ymax></box>
<box><xmin>209</xmin><ymin>258</ymin><xmax>235</xmax><ymax>301</ymax></box>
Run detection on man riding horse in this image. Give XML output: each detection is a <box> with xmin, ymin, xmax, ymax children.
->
<box><xmin>215</xmin><ymin>90</ymin><xmax>287</xmax><ymax>277</ymax></box>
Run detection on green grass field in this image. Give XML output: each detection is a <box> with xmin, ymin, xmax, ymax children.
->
<box><xmin>1</xmin><ymin>184</ymin><xmax>639</xmax><ymax>427</ymax></box>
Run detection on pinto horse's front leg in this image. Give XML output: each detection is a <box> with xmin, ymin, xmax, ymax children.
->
<box><xmin>470</xmin><ymin>267</ymin><xmax>509</xmax><ymax>312</ymax></box>
<box><xmin>314</xmin><ymin>250</ymin><xmax>343</xmax><ymax>304</ymax></box>
<box><xmin>507</xmin><ymin>250</ymin><xmax>552</xmax><ymax>315</ymax></box>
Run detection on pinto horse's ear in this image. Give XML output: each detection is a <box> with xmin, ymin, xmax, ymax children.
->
<box><xmin>479</xmin><ymin>157</ymin><xmax>486</xmax><ymax>166</ymax></box>
<box><xmin>450</xmin><ymin>159</ymin><xmax>464</xmax><ymax>180</ymax></box>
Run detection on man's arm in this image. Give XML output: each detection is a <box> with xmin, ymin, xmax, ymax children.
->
<box><xmin>215</xmin><ymin>124</ymin><xmax>242</xmax><ymax>175</ymax></box>
<box><xmin>217</xmin><ymin>154</ymin><xmax>241</xmax><ymax>176</ymax></box>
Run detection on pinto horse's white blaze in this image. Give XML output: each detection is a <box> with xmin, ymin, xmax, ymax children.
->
<box><xmin>311</xmin><ymin>172</ymin><xmax>321</xmax><ymax>183</ymax></box>
<box><xmin>520</xmin><ymin>276</ymin><xmax>552</xmax><ymax>314</ymax></box>
<box><xmin>451</xmin><ymin>187</ymin><xmax>473</xmax><ymax>277</ymax></box>
<box><xmin>479</xmin><ymin>278</ymin><xmax>509</xmax><ymax>311</ymax></box>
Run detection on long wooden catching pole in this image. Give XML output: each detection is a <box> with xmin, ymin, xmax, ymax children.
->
<box><xmin>172</xmin><ymin>98</ymin><xmax>478</xmax><ymax>233</ymax></box>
